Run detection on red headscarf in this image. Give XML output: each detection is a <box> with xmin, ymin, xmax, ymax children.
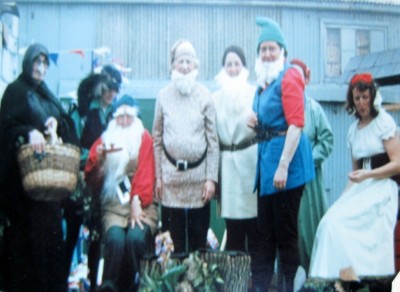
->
<box><xmin>350</xmin><ymin>73</ymin><xmax>373</xmax><ymax>85</ymax></box>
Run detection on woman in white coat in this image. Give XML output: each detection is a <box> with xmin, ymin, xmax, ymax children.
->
<box><xmin>212</xmin><ymin>45</ymin><xmax>258</xmax><ymax>254</ymax></box>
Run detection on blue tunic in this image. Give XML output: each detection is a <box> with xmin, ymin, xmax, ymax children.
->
<box><xmin>253</xmin><ymin>65</ymin><xmax>315</xmax><ymax>196</ymax></box>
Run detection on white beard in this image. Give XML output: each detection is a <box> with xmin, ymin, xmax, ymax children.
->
<box><xmin>101</xmin><ymin>118</ymin><xmax>144</xmax><ymax>202</ymax></box>
<box><xmin>255</xmin><ymin>49</ymin><xmax>285</xmax><ymax>88</ymax></box>
<box><xmin>171</xmin><ymin>69</ymin><xmax>198</xmax><ymax>96</ymax></box>
<box><xmin>214</xmin><ymin>68</ymin><xmax>251</xmax><ymax>115</ymax></box>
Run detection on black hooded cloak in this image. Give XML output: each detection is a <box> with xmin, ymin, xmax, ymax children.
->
<box><xmin>0</xmin><ymin>43</ymin><xmax>78</xmax><ymax>291</ymax></box>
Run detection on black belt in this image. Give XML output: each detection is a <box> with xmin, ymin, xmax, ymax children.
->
<box><xmin>256</xmin><ymin>130</ymin><xmax>287</xmax><ymax>142</ymax></box>
<box><xmin>220</xmin><ymin>137</ymin><xmax>258</xmax><ymax>152</ymax></box>
<box><xmin>163</xmin><ymin>143</ymin><xmax>207</xmax><ymax>171</ymax></box>
<box><xmin>357</xmin><ymin>152</ymin><xmax>400</xmax><ymax>185</ymax></box>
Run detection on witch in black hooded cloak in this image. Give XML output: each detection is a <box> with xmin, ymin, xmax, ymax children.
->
<box><xmin>0</xmin><ymin>43</ymin><xmax>78</xmax><ymax>292</ymax></box>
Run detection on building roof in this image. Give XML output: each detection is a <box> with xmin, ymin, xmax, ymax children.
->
<box><xmin>14</xmin><ymin>0</ymin><xmax>400</xmax><ymax>6</ymax></box>
<box><xmin>315</xmin><ymin>0</ymin><xmax>400</xmax><ymax>4</ymax></box>
<box><xmin>341</xmin><ymin>48</ymin><xmax>400</xmax><ymax>86</ymax></box>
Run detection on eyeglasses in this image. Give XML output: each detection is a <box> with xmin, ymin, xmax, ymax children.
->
<box><xmin>34</xmin><ymin>57</ymin><xmax>49</xmax><ymax>67</ymax></box>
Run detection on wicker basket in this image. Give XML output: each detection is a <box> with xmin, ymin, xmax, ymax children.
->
<box><xmin>17</xmin><ymin>143</ymin><xmax>80</xmax><ymax>201</ymax></box>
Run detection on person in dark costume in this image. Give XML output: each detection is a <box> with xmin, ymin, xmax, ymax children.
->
<box><xmin>65</xmin><ymin>65</ymin><xmax>121</xmax><ymax>291</ymax></box>
<box><xmin>0</xmin><ymin>43</ymin><xmax>79</xmax><ymax>292</ymax></box>
<box><xmin>64</xmin><ymin>73</ymin><xmax>110</xmax><ymax>283</ymax></box>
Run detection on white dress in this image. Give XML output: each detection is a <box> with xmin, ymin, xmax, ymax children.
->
<box><xmin>309</xmin><ymin>109</ymin><xmax>398</xmax><ymax>279</ymax></box>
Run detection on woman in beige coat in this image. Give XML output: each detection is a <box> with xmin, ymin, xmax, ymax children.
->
<box><xmin>212</xmin><ymin>45</ymin><xmax>258</xmax><ymax>254</ymax></box>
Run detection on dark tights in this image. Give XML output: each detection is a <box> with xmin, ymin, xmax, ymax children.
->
<box><xmin>161</xmin><ymin>204</ymin><xmax>210</xmax><ymax>253</ymax></box>
<box><xmin>252</xmin><ymin>186</ymin><xmax>304</xmax><ymax>292</ymax></box>
<box><xmin>101</xmin><ymin>225</ymin><xmax>151</xmax><ymax>291</ymax></box>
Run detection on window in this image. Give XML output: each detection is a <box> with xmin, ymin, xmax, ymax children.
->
<box><xmin>324</xmin><ymin>23</ymin><xmax>386</xmax><ymax>79</ymax></box>
<box><xmin>326</xmin><ymin>28</ymin><xmax>341</xmax><ymax>77</ymax></box>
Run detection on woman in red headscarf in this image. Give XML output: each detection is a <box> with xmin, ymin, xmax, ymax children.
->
<box><xmin>309</xmin><ymin>73</ymin><xmax>400</xmax><ymax>279</ymax></box>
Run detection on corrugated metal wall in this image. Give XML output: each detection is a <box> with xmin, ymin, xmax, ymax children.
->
<box><xmin>17</xmin><ymin>3</ymin><xmax>400</xmax><ymax>93</ymax></box>
<box><xmin>94</xmin><ymin>3</ymin><xmax>283</xmax><ymax>80</ymax></box>
<box><xmin>15</xmin><ymin>2</ymin><xmax>400</xmax><ymax>204</ymax></box>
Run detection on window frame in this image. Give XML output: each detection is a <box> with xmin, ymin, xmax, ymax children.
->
<box><xmin>320</xmin><ymin>19</ymin><xmax>388</xmax><ymax>83</ymax></box>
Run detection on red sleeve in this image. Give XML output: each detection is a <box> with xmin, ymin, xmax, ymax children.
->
<box><xmin>282</xmin><ymin>67</ymin><xmax>305</xmax><ymax>127</ymax></box>
<box><xmin>84</xmin><ymin>137</ymin><xmax>104</xmax><ymax>196</ymax></box>
<box><xmin>131</xmin><ymin>130</ymin><xmax>155</xmax><ymax>208</ymax></box>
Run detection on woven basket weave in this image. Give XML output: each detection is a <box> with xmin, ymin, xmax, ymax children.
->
<box><xmin>17</xmin><ymin>143</ymin><xmax>80</xmax><ymax>201</ymax></box>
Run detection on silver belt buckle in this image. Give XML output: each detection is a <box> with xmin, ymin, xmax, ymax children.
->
<box><xmin>176</xmin><ymin>159</ymin><xmax>188</xmax><ymax>171</ymax></box>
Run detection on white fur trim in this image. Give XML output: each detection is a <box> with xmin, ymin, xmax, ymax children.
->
<box><xmin>113</xmin><ymin>105</ymin><xmax>138</xmax><ymax>118</ymax></box>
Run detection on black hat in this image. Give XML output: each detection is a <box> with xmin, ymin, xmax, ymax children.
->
<box><xmin>77</xmin><ymin>73</ymin><xmax>109</xmax><ymax>117</ymax></box>
<box><xmin>101</xmin><ymin>64</ymin><xmax>122</xmax><ymax>91</ymax></box>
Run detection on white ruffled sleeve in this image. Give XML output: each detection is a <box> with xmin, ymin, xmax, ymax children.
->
<box><xmin>374</xmin><ymin>109</ymin><xmax>397</xmax><ymax>141</ymax></box>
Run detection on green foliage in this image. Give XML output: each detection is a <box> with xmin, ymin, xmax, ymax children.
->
<box><xmin>140</xmin><ymin>259</ymin><xmax>187</xmax><ymax>292</ymax></box>
<box><xmin>140</xmin><ymin>251</ymin><xmax>224</xmax><ymax>292</ymax></box>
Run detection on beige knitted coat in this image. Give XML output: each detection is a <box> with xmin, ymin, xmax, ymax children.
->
<box><xmin>152</xmin><ymin>82</ymin><xmax>219</xmax><ymax>208</ymax></box>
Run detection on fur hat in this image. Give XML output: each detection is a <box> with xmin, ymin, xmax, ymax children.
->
<box><xmin>170</xmin><ymin>39</ymin><xmax>199</xmax><ymax>68</ymax></box>
<box><xmin>256</xmin><ymin>17</ymin><xmax>287</xmax><ymax>53</ymax></box>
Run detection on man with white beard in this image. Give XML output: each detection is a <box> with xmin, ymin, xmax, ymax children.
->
<box><xmin>247</xmin><ymin>18</ymin><xmax>315</xmax><ymax>292</ymax></box>
<box><xmin>84</xmin><ymin>95</ymin><xmax>158</xmax><ymax>292</ymax></box>
<box><xmin>152</xmin><ymin>39</ymin><xmax>219</xmax><ymax>254</ymax></box>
